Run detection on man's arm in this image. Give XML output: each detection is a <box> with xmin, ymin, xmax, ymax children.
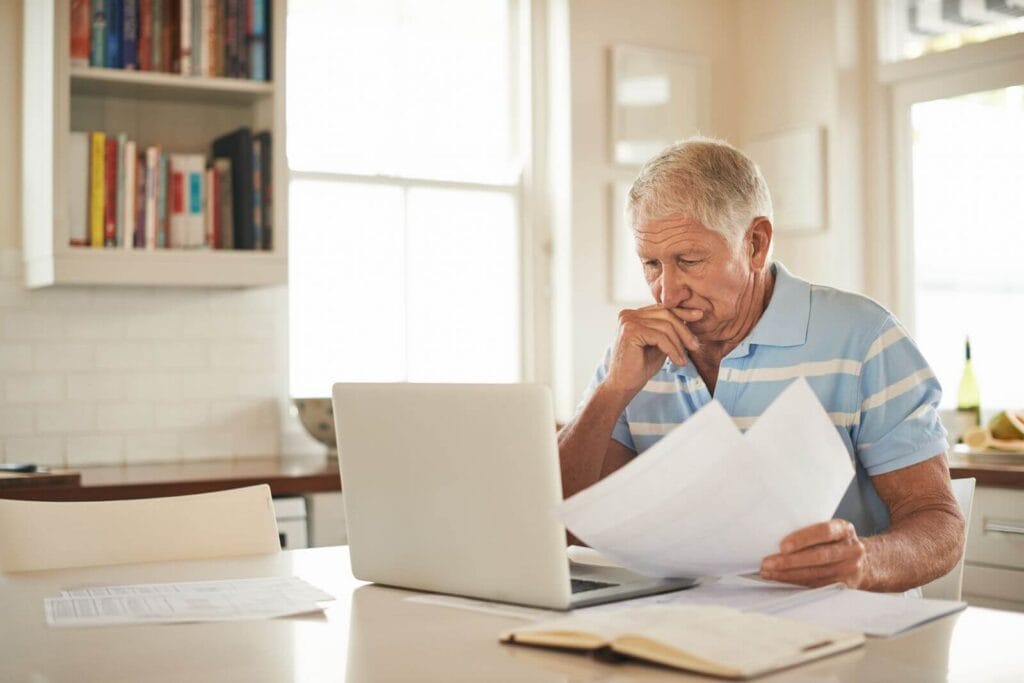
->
<box><xmin>557</xmin><ymin>306</ymin><xmax>702</xmax><ymax>500</ymax></box>
<box><xmin>557</xmin><ymin>383</ymin><xmax>636</xmax><ymax>499</ymax></box>
<box><xmin>760</xmin><ymin>454</ymin><xmax>965</xmax><ymax>591</ymax></box>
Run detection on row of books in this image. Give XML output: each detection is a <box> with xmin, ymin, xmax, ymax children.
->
<box><xmin>68</xmin><ymin>127</ymin><xmax>272</xmax><ymax>251</ymax></box>
<box><xmin>70</xmin><ymin>0</ymin><xmax>271</xmax><ymax>80</ymax></box>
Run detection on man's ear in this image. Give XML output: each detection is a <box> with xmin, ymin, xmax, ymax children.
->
<box><xmin>746</xmin><ymin>217</ymin><xmax>773</xmax><ymax>268</ymax></box>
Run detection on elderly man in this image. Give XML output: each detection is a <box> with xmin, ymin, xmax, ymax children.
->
<box><xmin>559</xmin><ymin>137</ymin><xmax>964</xmax><ymax>592</ymax></box>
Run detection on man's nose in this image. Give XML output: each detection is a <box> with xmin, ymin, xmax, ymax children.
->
<box><xmin>660</xmin><ymin>268</ymin><xmax>691</xmax><ymax>308</ymax></box>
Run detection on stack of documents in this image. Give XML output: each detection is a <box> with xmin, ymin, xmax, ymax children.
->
<box><xmin>44</xmin><ymin>576</ymin><xmax>333</xmax><ymax>628</ymax></box>
<box><xmin>560</xmin><ymin>378</ymin><xmax>855</xmax><ymax>578</ymax></box>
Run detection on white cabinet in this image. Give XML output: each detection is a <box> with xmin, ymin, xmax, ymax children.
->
<box><xmin>963</xmin><ymin>486</ymin><xmax>1024</xmax><ymax>612</ymax></box>
<box><xmin>307</xmin><ymin>491</ymin><xmax>348</xmax><ymax>547</ymax></box>
<box><xmin>21</xmin><ymin>0</ymin><xmax>288</xmax><ymax>288</ymax></box>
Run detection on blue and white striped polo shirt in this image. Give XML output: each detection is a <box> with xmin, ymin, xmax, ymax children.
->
<box><xmin>583</xmin><ymin>262</ymin><xmax>948</xmax><ymax>537</ymax></box>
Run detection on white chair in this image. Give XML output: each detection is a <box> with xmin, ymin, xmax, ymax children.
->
<box><xmin>0</xmin><ymin>485</ymin><xmax>281</xmax><ymax>573</ymax></box>
<box><xmin>921</xmin><ymin>477</ymin><xmax>976</xmax><ymax>601</ymax></box>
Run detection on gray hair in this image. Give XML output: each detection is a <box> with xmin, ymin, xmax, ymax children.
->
<box><xmin>627</xmin><ymin>136</ymin><xmax>773</xmax><ymax>251</ymax></box>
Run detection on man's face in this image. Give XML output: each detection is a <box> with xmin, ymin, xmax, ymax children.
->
<box><xmin>634</xmin><ymin>216</ymin><xmax>759</xmax><ymax>343</ymax></box>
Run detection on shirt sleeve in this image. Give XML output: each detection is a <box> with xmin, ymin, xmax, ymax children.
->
<box><xmin>853</xmin><ymin>316</ymin><xmax>949</xmax><ymax>476</ymax></box>
<box><xmin>576</xmin><ymin>349</ymin><xmax>636</xmax><ymax>453</ymax></box>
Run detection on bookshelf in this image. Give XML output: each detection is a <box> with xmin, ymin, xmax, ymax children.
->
<box><xmin>21</xmin><ymin>0</ymin><xmax>288</xmax><ymax>288</ymax></box>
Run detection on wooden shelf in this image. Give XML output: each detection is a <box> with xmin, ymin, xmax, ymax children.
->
<box><xmin>25</xmin><ymin>247</ymin><xmax>287</xmax><ymax>288</ymax></box>
<box><xmin>70</xmin><ymin>66</ymin><xmax>274</xmax><ymax>104</ymax></box>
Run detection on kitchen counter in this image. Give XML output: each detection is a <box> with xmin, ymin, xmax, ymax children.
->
<box><xmin>949</xmin><ymin>447</ymin><xmax>1024</xmax><ymax>489</ymax></box>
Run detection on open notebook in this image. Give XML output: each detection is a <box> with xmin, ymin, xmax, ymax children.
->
<box><xmin>501</xmin><ymin>604</ymin><xmax>864</xmax><ymax>679</ymax></box>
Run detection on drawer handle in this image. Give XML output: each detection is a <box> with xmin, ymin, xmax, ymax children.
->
<box><xmin>984</xmin><ymin>520</ymin><xmax>1024</xmax><ymax>535</ymax></box>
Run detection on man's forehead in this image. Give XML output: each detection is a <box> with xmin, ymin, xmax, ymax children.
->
<box><xmin>632</xmin><ymin>216</ymin><xmax>717</xmax><ymax>248</ymax></box>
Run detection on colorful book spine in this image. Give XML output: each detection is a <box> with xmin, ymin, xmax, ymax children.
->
<box><xmin>71</xmin><ymin>0</ymin><xmax>92</xmax><ymax>68</ymax></box>
<box><xmin>122</xmin><ymin>0</ymin><xmax>138</xmax><ymax>69</ymax></box>
<box><xmin>122</xmin><ymin>139</ymin><xmax>137</xmax><ymax>250</ymax></box>
<box><xmin>168</xmin><ymin>0</ymin><xmax>180</xmax><ymax>73</ymax></box>
<box><xmin>158</xmin><ymin>151</ymin><xmax>170</xmax><ymax>247</ymax></box>
<box><xmin>185</xmin><ymin>156</ymin><xmax>206</xmax><ymax>247</ymax></box>
<box><xmin>69</xmin><ymin>132</ymin><xmax>90</xmax><ymax>246</ymax></box>
<box><xmin>249</xmin><ymin>0</ymin><xmax>266</xmax><ymax>81</ymax></box>
<box><xmin>205</xmin><ymin>166</ymin><xmax>217</xmax><ymax>247</ymax></box>
<box><xmin>169</xmin><ymin>157</ymin><xmax>185</xmax><ymax>248</ymax></box>
<box><xmin>103</xmin><ymin>137</ymin><xmax>118</xmax><ymax>246</ymax></box>
<box><xmin>214</xmin><ymin>158</ymin><xmax>234</xmax><ymax>249</ymax></box>
<box><xmin>251</xmin><ymin>135</ymin><xmax>262</xmax><ymax>249</ymax></box>
<box><xmin>191</xmin><ymin>0</ymin><xmax>203</xmax><ymax>76</ymax></box>
<box><xmin>114</xmin><ymin>133</ymin><xmax>126</xmax><ymax>246</ymax></box>
<box><xmin>89</xmin><ymin>132</ymin><xmax>105</xmax><ymax>248</ymax></box>
<box><xmin>138</xmin><ymin>0</ymin><xmax>152</xmax><ymax>70</ymax></box>
<box><xmin>144</xmin><ymin>146</ymin><xmax>159</xmax><ymax>249</ymax></box>
<box><xmin>202</xmin><ymin>0</ymin><xmax>217</xmax><ymax>77</ymax></box>
<box><xmin>134</xmin><ymin>151</ymin><xmax>146</xmax><ymax>247</ymax></box>
<box><xmin>151</xmin><ymin>0</ymin><xmax>163</xmax><ymax>71</ymax></box>
<box><xmin>105</xmin><ymin>0</ymin><xmax>122</xmax><ymax>68</ymax></box>
<box><xmin>179</xmin><ymin>0</ymin><xmax>192</xmax><ymax>75</ymax></box>
<box><xmin>224</xmin><ymin>0</ymin><xmax>238</xmax><ymax>77</ymax></box>
<box><xmin>90</xmin><ymin>0</ymin><xmax>106</xmax><ymax>67</ymax></box>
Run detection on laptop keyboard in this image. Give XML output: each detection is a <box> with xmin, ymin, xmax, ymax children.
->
<box><xmin>570</xmin><ymin>578</ymin><xmax>617</xmax><ymax>594</ymax></box>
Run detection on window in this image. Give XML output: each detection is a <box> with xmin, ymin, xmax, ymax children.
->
<box><xmin>878</xmin><ymin>0</ymin><xmax>1024</xmax><ymax>62</ymax></box>
<box><xmin>286</xmin><ymin>0</ymin><xmax>524</xmax><ymax>396</ymax></box>
<box><xmin>909</xmin><ymin>85</ymin><xmax>1024</xmax><ymax>413</ymax></box>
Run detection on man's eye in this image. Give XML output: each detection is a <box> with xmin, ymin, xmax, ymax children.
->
<box><xmin>642</xmin><ymin>260</ymin><xmax>659</xmax><ymax>269</ymax></box>
<box><xmin>679</xmin><ymin>258</ymin><xmax>702</xmax><ymax>266</ymax></box>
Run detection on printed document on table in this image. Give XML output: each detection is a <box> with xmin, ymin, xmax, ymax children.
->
<box><xmin>45</xmin><ymin>576</ymin><xmax>333</xmax><ymax>628</ymax></box>
<box><xmin>558</xmin><ymin>378</ymin><xmax>855</xmax><ymax>578</ymax></box>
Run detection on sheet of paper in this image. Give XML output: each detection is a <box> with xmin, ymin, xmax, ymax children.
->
<box><xmin>45</xmin><ymin>576</ymin><xmax>334</xmax><ymax>628</ymax></box>
<box><xmin>761</xmin><ymin>587</ymin><xmax>967</xmax><ymax>638</ymax></box>
<box><xmin>558</xmin><ymin>378</ymin><xmax>855</xmax><ymax>578</ymax></box>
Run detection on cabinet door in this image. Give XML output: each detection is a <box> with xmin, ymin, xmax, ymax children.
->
<box><xmin>966</xmin><ymin>487</ymin><xmax>1024</xmax><ymax>570</ymax></box>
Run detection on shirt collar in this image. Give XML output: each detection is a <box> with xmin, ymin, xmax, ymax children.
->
<box><xmin>665</xmin><ymin>261</ymin><xmax>810</xmax><ymax>370</ymax></box>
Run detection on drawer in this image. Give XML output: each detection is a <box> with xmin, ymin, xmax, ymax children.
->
<box><xmin>965</xmin><ymin>486</ymin><xmax>1024</xmax><ymax>570</ymax></box>
<box><xmin>963</xmin><ymin>563</ymin><xmax>1024</xmax><ymax>606</ymax></box>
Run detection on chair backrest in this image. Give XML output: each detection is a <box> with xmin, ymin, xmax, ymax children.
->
<box><xmin>0</xmin><ymin>485</ymin><xmax>281</xmax><ymax>572</ymax></box>
<box><xmin>921</xmin><ymin>477</ymin><xmax>976</xmax><ymax>601</ymax></box>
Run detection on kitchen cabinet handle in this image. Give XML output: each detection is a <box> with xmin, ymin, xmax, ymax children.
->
<box><xmin>984</xmin><ymin>520</ymin><xmax>1024</xmax><ymax>535</ymax></box>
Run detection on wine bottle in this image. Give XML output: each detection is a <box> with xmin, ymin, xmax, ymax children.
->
<box><xmin>957</xmin><ymin>336</ymin><xmax>981</xmax><ymax>428</ymax></box>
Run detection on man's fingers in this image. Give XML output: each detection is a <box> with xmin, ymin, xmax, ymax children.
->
<box><xmin>639</xmin><ymin>319</ymin><xmax>690</xmax><ymax>364</ymax></box>
<box><xmin>779</xmin><ymin>519</ymin><xmax>855</xmax><ymax>554</ymax></box>
<box><xmin>631</xmin><ymin>308</ymin><xmax>702</xmax><ymax>352</ymax></box>
<box><xmin>635</xmin><ymin>329</ymin><xmax>686</xmax><ymax>366</ymax></box>
<box><xmin>762</xmin><ymin>537</ymin><xmax>863</xmax><ymax>572</ymax></box>
<box><xmin>760</xmin><ymin>557</ymin><xmax>864</xmax><ymax>588</ymax></box>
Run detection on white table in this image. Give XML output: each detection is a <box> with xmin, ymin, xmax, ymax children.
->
<box><xmin>2</xmin><ymin>546</ymin><xmax>1022</xmax><ymax>682</ymax></box>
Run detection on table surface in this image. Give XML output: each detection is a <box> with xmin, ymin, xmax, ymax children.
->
<box><xmin>2</xmin><ymin>546</ymin><xmax>1022</xmax><ymax>683</ymax></box>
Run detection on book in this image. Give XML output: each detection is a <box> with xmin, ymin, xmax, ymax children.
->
<box><xmin>251</xmin><ymin>134</ymin><xmax>262</xmax><ymax>249</ymax></box>
<box><xmin>224</xmin><ymin>0</ymin><xmax>239</xmax><ymax>78</ymax></box>
<box><xmin>168</xmin><ymin>0</ymin><xmax>181</xmax><ymax>73</ymax></box>
<box><xmin>68</xmin><ymin>132</ymin><xmax>90</xmax><ymax>246</ymax></box>
<box><xmin>138</xmin><ymin>0</ymin><xmax>153</xmax><ymax>70</ymax></box>
<box><xmin>254</xmin><ymin>130</ymin><xmax>271</xmax><ymax>249</ymax></box>
<box><xmin>144</xmin><ymin>146</ymin><xmax>159</xmax><ymax>249</ymax></box>
<box><xmin>500</xmin><ymin>605</ymin><xmax>865</xmax><ymax>680</ymax></box>
<box><xmin>168</xmin><ymin>154</ymin><xmax>206</xmax><ymax>247</ymax></box>
<box><xmin>71</xmin><ymin>0</ymin><xmax>92</xmax><ymax>68</ymax></box>
<box><xmin>151</xmin><ymin>0</ymin><xmax>163</xmax><ymax>71</ymax></box>
<box><xmin>179</xmin><ymin>0</ymin><xmax>192</xmax><ymax>74</ymax></box>
<box><xmin>134</xmin><ymin>152</ymin><xmax>146</xmax><ymax>247</ymax></box>
<box><xmin>211</xmin><ymin>127</ymin><xmax>254</xmax><ymax>249</ymax></box>
<box><xmin>213</xmin><ymin>158</ymin><xmax>234</xmax><ymax>249</ymax></box>
<box><xmin>122</xmin><ymin>139</ymin><xmax>137</xmax><ymax>249</ymax></box>
<box><xmin>158</xmin><ymin>151</ymin><xmax>170</xmax><ymax>247</ymax></box>
<box><xmin>191</xmin><ymin>0</ymin><xmax>203</xmax><ymax>76</ymax></box>
<box><xmin>248</xmin><ymin>0</ymin><xmax>267</xmax><ymax>81</ymax></box>
<box><xmin>105</xmin><ymin>0</ymin><xmax>122</xmax><ymax>68</ymax></box>
<box><xmin>89</xmin><ymin>132</ymin><xmax>105</xmax><ymax>247</ymax></box>
<box><xmin>205</xmin><ymin>166</ymin><xmax>217</xmax><ymax>247</ymax></box>
<box><xmin>122</xmin><ymin>0</ymin><xmax>138</xmax><ymax>69</ymax></box>
<box><xmin>103</xmin><ymin>136</ymin><xmax>118</xmax><ymax>246</ymax></box>
<box><xmin>90</xmin><ymin>0</ymin><xmax>107</xmax><ymax>67</ymax></box>
<box><xmin>203</xmin><ymin>0</ymin><xmax>218</xmax><ymax>77</ymax></box>
<box><xmin>114</xmin><ymin>133</ymin><xmax>127</xmax><ymax>246</ymax></box>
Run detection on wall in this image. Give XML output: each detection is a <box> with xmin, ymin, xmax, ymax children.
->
<box><xmin>0</xmin><ymin>0</ymin><xmax>307</xmax><ymax>466</ymax></box>
<box><xmin>556</xmin><ymin>0</ymin><xmax>742</xmax><ymax>416</ymax></box>
<box><xmin>734</xmin><ymin>0</ymin><xmax>867</xmax><ymax>296</ymax></box>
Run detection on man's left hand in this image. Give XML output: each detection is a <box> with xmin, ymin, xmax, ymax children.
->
<box><xmin>759</xmin><ymin>519</ymin><xmax>867</xmax><ymax>588</ymax></box>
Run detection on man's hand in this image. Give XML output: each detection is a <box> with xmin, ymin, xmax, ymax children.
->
<box><xmin>605</xmin><ymin>306</ymin><xmax>703</xmax><ymax>395</ymax></box>
<box><xmin>759</xmin><ymin>519</ymin><xmax>867</xmax><ymax>588</ymax></box>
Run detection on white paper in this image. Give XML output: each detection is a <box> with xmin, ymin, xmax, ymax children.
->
<box><xmin>559</xmin><ymin>378</ymin><xmax>855</xmax><ymax>578</ymax></box>
<box><xmin>45</xmin><ymin>576</ymin><xmax>334</xmax><ymax>628</ymax></box>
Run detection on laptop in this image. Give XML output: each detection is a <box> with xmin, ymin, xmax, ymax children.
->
<box><xmin>331</xmin><ymin>382</ymin><xmax>697</xmax><ymax>610</ymax></box>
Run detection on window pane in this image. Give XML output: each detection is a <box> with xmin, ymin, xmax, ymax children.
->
<box><xmin>287</xmin><ymin>0</ymin><xmax>514</xmax><ymax>182</ymax></box>
<box><xmin>406</xmin><ymin>188</ymin><xmax>520</xmax><ymax>382</ymax></box>
<box><xmin>911</xmin><ymin>86</ymin><xmax>1024</xmax><ymax>412</ymax></box>
<box><xmin>879</xmin><ymin>0</ymin><xmax>1024</xmax><ymax>62</ymax></box>
<box><xmin>289</xmin><ymin>180</ymin><xmax>405</xmax><ymax>396</ymax></box>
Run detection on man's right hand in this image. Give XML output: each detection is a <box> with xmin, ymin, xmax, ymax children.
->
<box><xmin>605</xmin><ymin>306</ymin><xmax>703</xmax><ymax>395</ymax></box>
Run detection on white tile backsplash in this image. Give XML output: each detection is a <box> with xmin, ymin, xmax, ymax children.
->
<box><xmin>0</xmin><ymin>248</ymin><xmax>290</xmax><ymax>466</ymax></box>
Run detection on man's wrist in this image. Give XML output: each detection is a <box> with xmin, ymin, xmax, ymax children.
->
<box><xmin>594</xmin><ymin>379</ymin><xmax>637</xmax><ymax>414</ymax></box>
